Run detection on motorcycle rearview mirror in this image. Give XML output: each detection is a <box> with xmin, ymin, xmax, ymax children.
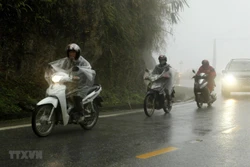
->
<box><xmin>192</xmin><ymin>69</ymin><xmax>196</xmax><ymax>73</ymax></box>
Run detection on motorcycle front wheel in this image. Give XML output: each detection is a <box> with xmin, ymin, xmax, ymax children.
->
<box><xmin>195</xmin><ymin>93</ymin><xmax>203</xmax><ymax>108</ymax></box>
<box><xmin>144</xmin><ymin>94</ymin><xmax>155</xmax><ymax>117</ymax></box>
<box><xmin>32</xmin><ymin>104</ymin><xmax>55</xmax><ymax>137</ymax></box>
<box><xmin>80</xmin><ymin>103</ymin><xmax>99</xmax><ymax>130</ymax></box>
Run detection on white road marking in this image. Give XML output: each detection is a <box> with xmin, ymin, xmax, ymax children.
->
<box><xmin>0</xmin><ymin>101</ymin><xmax>193</xmax><ymax>131</ymax></box>
<box><xmin>99</xmin><ymin>110</ymin><xmax>142</xmax><ymax>118</ymax></box>
<box><xmin>0</xmin><ymin>124</ymin><xmax>31</xmax><ymax>131</ymax></box>
<box><xmin>0</xmin><ymin>110</ymin><xmax>143</xmax><ymax>131</ymax></box>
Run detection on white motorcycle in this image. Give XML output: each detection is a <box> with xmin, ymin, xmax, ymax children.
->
<box><xmin>32</xmin><ymin>70</ymin><xmax>103</xmax><ymax>137</ymax></box>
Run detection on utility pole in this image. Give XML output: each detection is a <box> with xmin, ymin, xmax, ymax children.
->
<box><xmin>213</xmin><ymin>39</ymin><xmax>216</xmax><ymax>69</ymax></box>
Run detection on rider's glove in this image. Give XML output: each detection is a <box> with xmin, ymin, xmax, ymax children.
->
<box><xmin>72</xmin><ymin>76</ymin><xmax>80</xmax><ymax>80</ymax></box>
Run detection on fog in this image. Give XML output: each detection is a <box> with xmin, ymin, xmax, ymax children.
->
<box><xmin>156</xmin><ymin>0</ymin><xmax>250</xmax><ymax>74</ymax></box>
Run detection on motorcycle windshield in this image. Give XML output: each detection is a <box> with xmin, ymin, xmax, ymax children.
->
<box><xmin>45</xmin><ymin>57</ymin><xmax>96</xmax><ymax>98</ymax></box>
<box><xmin>147</xmin><ymin>69</ymin><xmax>174</xmax><ymax>95</ymax></box>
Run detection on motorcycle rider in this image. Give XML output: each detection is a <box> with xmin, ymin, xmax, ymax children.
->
<box><xmin>152</xmin><ymin>55</ymin><xmax>174</xmax><ymax>104</ymax></box>
<box><xmin>196</xmin><ymin>59</ymin><xmax>216</xmax><ymax>102</ymax></box>
<box><xmin>46</xmin><ymin>43</ymin><xmax>95</xmax><ymax>121</ymax></box>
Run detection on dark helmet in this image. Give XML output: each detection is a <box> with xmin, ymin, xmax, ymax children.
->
<box><xmin>158</xmin><ymin>55</ymin><xmax>167</xmax><ymax>62</ymax></box>
<box><xmin>66</xmin><ymin>43</ymin><xmax>81</xmax><ymax>60</ymax></box>
<box><xmin>202</xmin><ymin>59</ymin><xmax>209</xmax><ymax>66</ymax></box>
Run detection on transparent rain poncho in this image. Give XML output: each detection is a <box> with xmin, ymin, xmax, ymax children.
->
<box><xmin>45</xmin><ymin>56</ymin><xmax>96</xmax><ymax>98</ymax></box>
<box><xmin>144</xmin><ymin>64</ymin><xmax>175</xmax><ymax>96</ymax></box>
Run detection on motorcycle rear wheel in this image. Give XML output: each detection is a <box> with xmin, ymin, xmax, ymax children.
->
<box><xmin>32</xmin><ymin>104</ymin><xmax>55</xmax><ymax>137</ymax></box>
<box><xmin>79</xmin><ymin>103</ymin><xmax>99</xmax><ymax>130</ymax></box>
<box><xmin>144</xmin><ymin>94</ymin><xmax>155</xmax><ymax>117</ymax></box>
<box><xmin>195</xmin><ymin>93</ymin><xmax>203</xmax><ymax>108</ymax></box>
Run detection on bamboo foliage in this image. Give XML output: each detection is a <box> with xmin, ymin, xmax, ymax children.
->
<box><xmin>0</xmin><ymin>0</ymin><xmax>188</xmax><ymax>104</ymax></box>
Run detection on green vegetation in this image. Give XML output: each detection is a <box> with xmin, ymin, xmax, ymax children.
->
<box><xmin>0</xmin><ymin>0</ymin><xmax>187</xmax><ymax>119</ymax></box>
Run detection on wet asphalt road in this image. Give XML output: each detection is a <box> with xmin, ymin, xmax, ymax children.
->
<box><xmin>2</xmin><ymin>83</ymin><xmax>250</xmax><ymax>166</ymax></box>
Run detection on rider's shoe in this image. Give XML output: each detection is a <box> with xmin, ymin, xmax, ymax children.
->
<box><xmin>168</xmin><ymin>98</ymin><xmax>173</xmax><ymax>106</ymax></box>
<box><xmin>77</xmin><ymin>111</ymin><xmax>85</xmax><ymax>123</ymax></box>
<box><xmin>208</xmin><ymin>96</ymin><xmax>212</xmax><ymax>103</ymax></box>
<box><xmin>210</xmin><ymin>96</ymin><xmax>216</xmax><ymax>103</ymax></box>
<box><xmin>208</xmin><ymin>95</ymin><xmax>216</xmax><ymax>103</ymax></box>
<box><xmin>78</xmin><ymin>116</ymin><xmax>85</xmax><ymax>122</ymax></box>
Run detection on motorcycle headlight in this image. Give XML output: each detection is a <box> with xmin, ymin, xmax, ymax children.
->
<box><xmin>223</xmin><ymin>75</ymin><xmax>236</xmax><ymax>85</ymax></box>
<box><xmin>52</xmin><ymin>75</ymin><xmax>63</xmax><ymax>83</ymax></box>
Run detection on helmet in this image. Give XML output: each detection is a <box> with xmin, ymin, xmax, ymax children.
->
<box><xmin>158</xmin><ymin>55</ymin><xmax>167</xmax><ymax>65</ymax></box>
<box><xmin>66</xmin><ymin>43</ymin><xmax>81</xmax><ymax>60</ymax></box>
<box><xmin>202</xmin><ymin>59</ymin><xmax>209</xmax><ymax>66</ymax></box>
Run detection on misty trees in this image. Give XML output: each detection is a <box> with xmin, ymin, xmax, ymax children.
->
<box><xmin>0</xmin><ymin>0</ymin><xmax>187</xmax><ymax>111</ymax></box>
